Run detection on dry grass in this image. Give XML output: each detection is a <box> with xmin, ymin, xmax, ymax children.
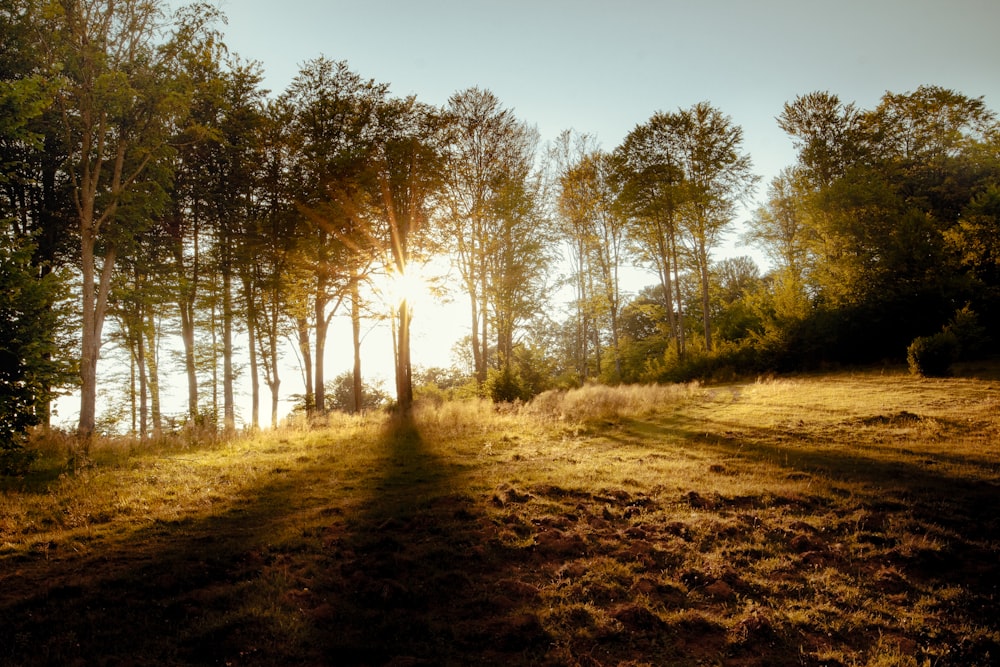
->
<box><xmin>2</xmin><ymin>368</ymin><xmax>999</xmax><ymax>665</ymax></box>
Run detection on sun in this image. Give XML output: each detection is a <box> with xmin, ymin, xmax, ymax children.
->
<box><xmin>379</xmin><ymin>261</ymin><xmax>437</xmax><ymax>314</ymax></box>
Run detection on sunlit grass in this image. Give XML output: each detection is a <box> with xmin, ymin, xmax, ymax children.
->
<box><xmin>3</xmin><ymin>367</ymin><xmax>1000</xmax><ymax>665</ymax></box>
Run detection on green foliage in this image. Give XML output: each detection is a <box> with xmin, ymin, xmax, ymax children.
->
<box><xmin>907</xmin><ymin>306</ymin><xmax>990</xmax><ymax>378</ymax></box>
<box><xmin>0</xmin><ymin>230</ymin><xmax>71</xmax><ymax>474</ymax></box>
<box><xmin>907</xmin><ymin>331</ymin><xmax>958</xmax><ymax>377</ymax></box>
<box><xmin>944</xmin><ymin>304</ymin><xmax>990</xmax><ymax>360</ymax></box>
<box><xmin>412</xmin><ymin>365</ymin><xmax>477</xmax><ymax>404</ymax></box>
<box><xmin>323</xmin><ymin>370</ymin><xmax>390</xmax><ymax>413</ymax></box>
<box><xmin>486</xmin><ymin>365</ymin><xmax>531</xmax><ymax>403</ymax></box>
<box><xmin>647</xmin><ymin>339</ymin><xmax>762</xmax><ymax>384</ymax></box>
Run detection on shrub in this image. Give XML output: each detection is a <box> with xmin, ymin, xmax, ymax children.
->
<box><xmin>486</xmin><ymin>365</ymin><xmax>531</xmax><ymax>403</ymax></box>
<box><xmin>0</xmin><ymin>437</ymin><xmax>39</xmax><ymax>476</ymax></box>
<box><xmin>944</xmin><ymin>304</ymin><xmax>990</xmax><ymax>361</ymax></box>
<box><xmin>907</xmin><ymin>331</ymin><xmax>958</xmax><ymax>377</ymax></box>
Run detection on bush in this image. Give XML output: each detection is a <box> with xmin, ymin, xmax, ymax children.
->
<box><xmin>944</xmin><ymin>305</ymin><xmax>990</xmax><ymax>361</ymax></box>
<box><xmin>0</xmin><ymin>437</ymin><xmax>39</xmax><ymax>476</ymax></box>
<box><xmin>907</xmin><ymin>331</ymin><xmax>958</xmax><ymax>377</ymax></box>
<box><xmin>486</xmin><ymin>365</ymin><xmax>531</xmax><ymax>403</ymax></box>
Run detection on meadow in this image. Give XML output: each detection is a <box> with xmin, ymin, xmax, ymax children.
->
<box><xmin>1</xmin><ymin>368</ymin><xmax>998</xmax><ymax>666</ymax></box>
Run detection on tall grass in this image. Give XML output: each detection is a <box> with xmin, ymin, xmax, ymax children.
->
<box><xmin>524</xmin><ymin>381</ymin><xmax>704</xmax><ymax>423</ymax></box>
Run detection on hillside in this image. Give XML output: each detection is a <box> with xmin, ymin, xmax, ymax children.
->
<box><xmin>2</xmin><ymin>369</ymin><xmax>999</xmax><ymax>666</ymax></box>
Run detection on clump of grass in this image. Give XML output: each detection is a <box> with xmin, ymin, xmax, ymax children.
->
<box><xmin>526</xmin><ymin>381</ymin><xmax>703</xmax><ymax>423</ymax></box>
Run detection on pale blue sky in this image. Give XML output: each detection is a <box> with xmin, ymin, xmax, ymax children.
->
<box><xmin>208</xmin><ymin>0</ymin><xmax>1000</xmax><ymax>197</ymax></box>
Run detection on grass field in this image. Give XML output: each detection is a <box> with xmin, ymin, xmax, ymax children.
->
<box><xmin>1</xmin><ymin>368</ymin><xmax>998</xmax><ymax>666</ymax></box>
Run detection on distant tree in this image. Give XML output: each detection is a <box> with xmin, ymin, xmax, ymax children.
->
<box><xmin>745</xmin><ymin>168</ymin><xmax>812</xmax><ymax>281</ymax></box>
<box><xmin>767</xmin><ymin>86</ymin><xmax>1000</xmax><ymax>365</ymax></box>
<box><xmin>614</xmin><ymin>112</ymin><xmax>687</xmax><ymax>357</ymax></box>
<box><xmin>323</xmin><ymin>370</ymin><xmax>389</xmax><ymax>413</ymax></box>
<box><xmin>710</xmin><ymin>256</ymin><xmax>764</xmax><ymax>343</ymax></box>
<box><xmin>615</xmin><ymin>285</ymin><xmax>671</xmax><ymax>382</ymax></box>
<box><xmin>554</xmin><ymin>136</ymin><xmax>628</xmax><ymax>382</ymax></box>
<box><xmin>671</xmin><ymin>102</ymin><xmax>758</xmax><ymax>352</ymax></box>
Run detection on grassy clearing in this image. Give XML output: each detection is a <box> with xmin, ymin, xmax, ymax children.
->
<box><xmin>1</xmin><ymin>369</ymin><xmax>999</xmax><ymax>665</ymax></box>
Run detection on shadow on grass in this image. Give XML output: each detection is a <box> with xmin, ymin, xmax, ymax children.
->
<box><xmin>627</xmin><ymin>412</ymin><xmax>1000</xmax><ymax>584</ymax></box>
<box><xmin>0</xmin><ymin>414</ymin><xmax>551</xmax><ymax>666</ymax></box>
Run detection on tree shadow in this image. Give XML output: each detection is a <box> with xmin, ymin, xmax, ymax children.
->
<box><xmin>0</xmin><ymin>415</ymin><xmax>551</xmax><ymax>666</ymax></box>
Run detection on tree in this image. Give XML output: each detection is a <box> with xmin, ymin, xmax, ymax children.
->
<box><xmin>554</xmin><ymin>140</ymin><xmax>628</xmax><ymax>382</ymax></box>
<box><xmin>1</xmin><ymin>2</ymin><xmax>75</xmax><ymax>425</ymax></box>
<box><xmin>672</xmin><ymin>102</ymin><xmax>758</xmax><ymax>351</ymax></box>
<box><xmin>370</xmin><ymin>96</ymin><xmax>446</xmax><ymax>413</ymax></box>
<box><xmin>441</xmin><ymin>88</ymin><xmax>540</xmax><ymax>386</ymax></box>
<box><xmin>281</xmin><ymin>57</ymin><xmax>388</xmax><ymax>417</ymax></box>
<box><xmin>161</xmin><ymin>6</ymin><xmax>230</xmax><ymax>427</ymax></box>
<box><xmin>239</xmin><ymin>99</ymin><xmax>302</xmax><ymax>428</ymax></box>
<box><xmin>485</xmin><ymin>127</ymin><xmax>552</xmax><ymax>382</ymax></box>
<box><xmin>38</xmin><ymin>0</ymin><xmax>197</xmax><ymax>450</ymax></box>
<box><xmin>765</xmin><ymin>86</ymin><xmax>1000</xmax><ymax>365</ymax></box>
<box><xmin>615</xmin><ymin>112</ymin><xmax>688</xmax><ymax>357</ymax></box>
<box><xmin>322</xmin><ymin>370</ymin><xmax>389</xmax><ymax>413</ymax></box>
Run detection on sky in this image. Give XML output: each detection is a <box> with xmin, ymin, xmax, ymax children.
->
<box><xmin>59</xmin><ymin>0</ymin><xmax>1000</xmax><ymax>429</ymax></box>
<box><xmin>209</xmin><ymin>0</ymin><xmax>1000</xmax><ymax>195</ymax></box>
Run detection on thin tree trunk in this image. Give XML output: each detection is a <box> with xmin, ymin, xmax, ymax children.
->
<box><xmin>243</xmin><ymin>275</ymin><xmax>260</xmax><ymax>430</ymax></box>
<box><xmin>296</xmin><ymin>316</ymin><xmax>313</xmax><ymax>415</ymax></box>
<box><xmin>144</xmin><ymin>308</ymin><xmax>162</xmax><ymax>438</ymax></box>
<box><xmin>222</xmin><ymin>263</ymin><xmax>235</xmax><ymax>433</ymax></box>
<box><xmin>396</xmin><ymin>298</ymin><xmax>413</xmax><ymax>412</ymax></box>
<box><xmin>700</xmin><ymin>241</ymin><xmax>713</xmax><ymax>352</ymax></box>
<box><xmin>314</xmin><ymin>292</ymin><xmax>329</xmax><ymax>417</ymax></box>
<box><xmin>351</xmin><ymin>274</ymin><xmax>363</xmax><ymax>413</ymax></box>
<box><xmin>136</xmin><ymin>318</ymin><xmax>149</xmax><ymax>442</ymax></box>
<box><xmin>670</xmin><ymin>229</ymin><xmax>686</xmax><ymax>357</ymax></box>
<box><xmin>78</xmin><ymin>232</ymin><xmax>116</xmax><ymax>451</ymax></box>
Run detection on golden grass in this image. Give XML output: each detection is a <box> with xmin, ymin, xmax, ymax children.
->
<box><xmin>2</xmin><ymin>367</ymin><xmax>999</xmax><ymax>665</ymax></box>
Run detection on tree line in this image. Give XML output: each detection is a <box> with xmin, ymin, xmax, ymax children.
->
<box><xmin>2</xmin><ymin>1</ymin><xmax>998</xmax><ymax>469</ymax></box>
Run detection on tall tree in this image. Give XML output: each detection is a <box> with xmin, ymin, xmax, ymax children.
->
<box><xmin>442</xmin><ymin>88</ymin><xmax>538</xmax><ymax>386</ymax></box>
<box><xmin>370</xmin><ymin>96</ymin><xmax>445</xmax><ymax>412</ymax></box>
<box><xmin>615</xmin><ymin>112</ymin><xmax>687</xmax><ymax>356</ymax></box>
<box><xmin>672</xmin><ymin>102</ymin><xmax>757</xmax><ymax>351</ymax></box>
<box><xmin>281</xmin><ymin>57</ymin><xmax>387</xmax><ymax>417</ymax></box>
<box><xmin>161</xmin><ymin>5</ymin><xmax>229</xmax><ymax>426</ymax></box>
<box><xmin>38</xmin><ymin>0</ymin><xmax>197</xmax><ymax>449</ymax></box>
<box><xmin>555</xmin><ymin>140</ymin><xmax>628</xmax><ymax>381</ymax></box>
<box><xmin>0</xmin><ymin>223</ymin><xmax>71</xmax><ymax>472</ymax></box>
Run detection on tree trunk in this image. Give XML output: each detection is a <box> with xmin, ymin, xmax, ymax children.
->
<box><xmin>396</xmin><ymin>298</ymin><xmax>413</xmax><ymax>413</ymax></box>
<box><xmin>243</xmin><ymin>275</ymin><xmax>260</xmax><ymax>431</ymax></box>
<box><xmin>699</xmin><ymin>240</ymin><xmax>713</xmax><ymax>352</ymax></box>
<box><xmin>351</xmin><ymin>274</ymin><xmax>363</xmax><ymax>414</ymax></box>
<box><xmin>669</xmin><ymin>228</ymin><xmax>686</xmax><ymax>357</ymax></box>
<box><xmin>144</xmin><ymin>308</ymin><xmax>162</xmax><ymax>438</ymax></box>
<box><xmin>78</xmin><ymin>227</ymin><xmax>116</xmax><ymax>451</ymax></box>
<box><xmin>296</xmin><ymin>317</ymin><xmax>313</xmax><ymax>415</ymax></box>
<box><xmin>222</xmin><ymin>262</ymin><xmax>235</xmax><ymax>433</ymax></box>
<box><xmin>179</xmin><ymin>298</ymin><xmax>198</xmax><ymax>423</ymax></box>
<box><xmin>314</xmin><ymin>292</ymin><xmax>329</xmax><ymax>417</ymax></box>
<box><xmin>469</xmin><ymin>292</ymin><xmax>484</xmax><ymax>384</ymax></box>
<box><xmin>136</xmin><ymin>319</ymin><xmax>149</xmax><ymax>441</ymax></box>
